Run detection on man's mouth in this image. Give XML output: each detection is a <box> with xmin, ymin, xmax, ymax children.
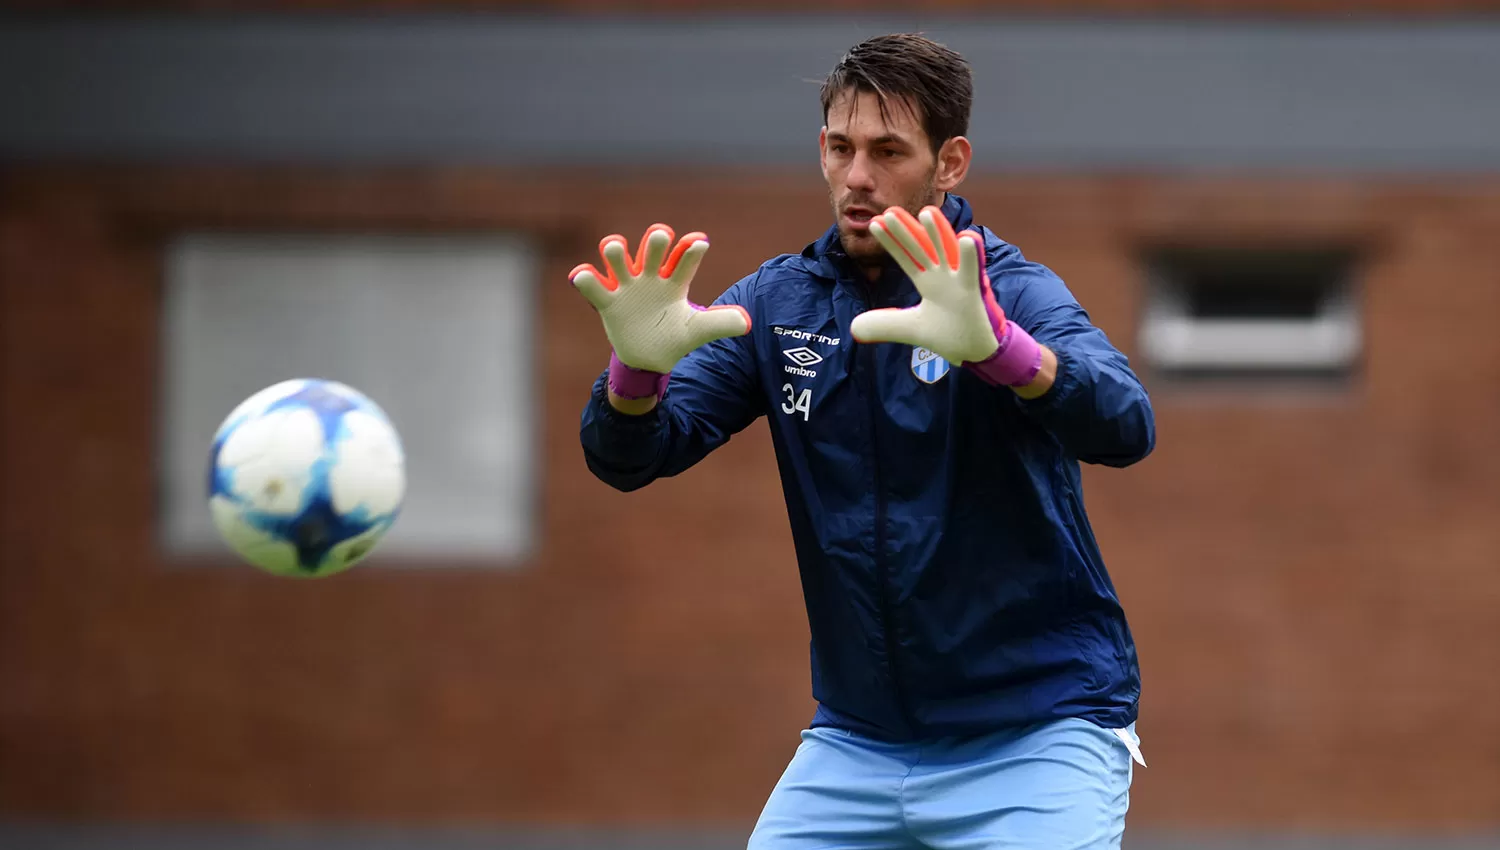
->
<box><xmin>842</xmin><ymin>206</ymin><xmax>877</xmax><ymax>230</ymax></box>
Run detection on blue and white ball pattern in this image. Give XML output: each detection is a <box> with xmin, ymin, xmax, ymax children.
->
<box><xmin>208</xmin><ymin>379</ymin><xmax>405</xmax><ymax>577</ymax></box>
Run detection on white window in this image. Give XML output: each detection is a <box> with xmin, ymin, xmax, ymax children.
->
<box><xmin>1138</xmin><ymin>248</ymin><xmax>1361</xmax><ymax>384</ymax></box>
<box><xmin>158</xmin><ymin>232</ymin><xmax>538</xmax><ymax>565</ymax></box>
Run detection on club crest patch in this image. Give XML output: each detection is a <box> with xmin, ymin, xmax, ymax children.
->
<box><xmin>911</xmin><ymin>347</ymin><xmax>950</xmax><ymax>384</ymax></box>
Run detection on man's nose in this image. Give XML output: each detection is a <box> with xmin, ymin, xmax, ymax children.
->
<box><xmin>846</xmin><ymin>151</ymin><xmax>877</xmax><ymax>192</ymax></box>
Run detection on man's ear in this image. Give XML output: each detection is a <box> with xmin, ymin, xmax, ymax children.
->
<box><xmin>818</xmin><ymin>126</ymin><xmax>830</xmax><ymax>181</ymax></box>
<box><xmin>935</xmin><ymin>135</ymin><xmax>972</xmax><ymax>192</ymax></box>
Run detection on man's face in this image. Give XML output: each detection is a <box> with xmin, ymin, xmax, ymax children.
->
<box><xmin>820</xmin><ymin>89</ymin><xmax>941</xmax><ymax>266</ymax></box>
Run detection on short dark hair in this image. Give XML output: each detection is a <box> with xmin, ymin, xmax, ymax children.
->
<box><xmin>820</xmin><ymin>33</ymin><xmax>973</xmax><ymax>153</ymax></box>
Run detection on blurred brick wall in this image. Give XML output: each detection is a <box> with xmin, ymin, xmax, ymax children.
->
<box><xmin>1</xmin><ymin>167</ymin><xmax>1498</xmax><ymax>829</ymax></box>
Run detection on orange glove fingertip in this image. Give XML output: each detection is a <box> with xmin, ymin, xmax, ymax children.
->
<box><xmin>660</xmin><ymin>231</ymin><xmax>708</xmax><ymax>278</ymax></box>
<box><xmin>925</xmin><ymin>207</ymin><xmax>961</xmax><ymax>270</ymax></box>
<box><xmin>889</xmin><ymin>206</ymin><xmax>939</xmax><ymax>265</ymax></box>
<box><xmin>598</xmin><ymin>234</ymin><xmax>626</xmax><ymax>255</ymax></box>
<box><xmin>629</xmin><ymin>223</ymin><xmax>676</xmax><ymax>276</ymax></box>
<box><xmin>569</xmin><ymin>262</ymin><xmax>618</xmax><ymax>293</ymax></box>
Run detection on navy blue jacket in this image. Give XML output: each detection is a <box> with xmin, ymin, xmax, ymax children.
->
<box><xmin>580</xmin><ymin>193</ymin><xmax>1153</xmax><ymax>741</ymax></box>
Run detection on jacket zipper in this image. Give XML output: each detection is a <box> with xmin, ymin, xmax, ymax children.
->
<box><xmin>854</xmin><ymin>276</ymin><xmax>911</xmax><ymax>735</ymax></box>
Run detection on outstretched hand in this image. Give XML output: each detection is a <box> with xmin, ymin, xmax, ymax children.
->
<box><xmin>571</xmin><ymin>224</ymin><xmax>751</xmax><ymax>401</ymax></box>
<box><xmin>571</xmin><ymin>224</ymin><xmax>752</xmax><ymax>374</ymax></box>
<box><xmin>853</xmin><ymin>205</ymin><xmax>1045</xmax><ymax>389</ymax></box>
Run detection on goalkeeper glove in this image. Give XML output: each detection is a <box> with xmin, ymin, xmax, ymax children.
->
<box><xmin>570</xmin><ymin>224</ymin><xmax>752</xmax><ymax>400</ymax></box>
<box><xmin>852</xmin><ymin>205</ymin><xmax>1044</xmax><ymax>388</ymax></box>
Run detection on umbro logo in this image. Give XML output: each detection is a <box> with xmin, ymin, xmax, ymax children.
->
<box><xmin>782</xmin><ymin>347</ymin><xmax>824</xmax><ymax>367</ymax></box>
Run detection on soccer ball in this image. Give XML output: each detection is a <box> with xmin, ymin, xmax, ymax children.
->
<box><xmin>207</xmin><ymin>378</ymin><xmax>405</xmax><ymax>578</ymax></box>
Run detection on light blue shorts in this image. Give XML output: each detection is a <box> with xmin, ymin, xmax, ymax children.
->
<box><xmin>748</xmin><ymin>717</ymin><xmax>1143</xmax><ymax>850</ymax></box>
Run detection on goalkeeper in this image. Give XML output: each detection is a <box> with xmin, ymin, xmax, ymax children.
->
<box><xmin>575</xmin><ymin>33</ymin><xmax>1154</xmax><ymax>850</ymax></box>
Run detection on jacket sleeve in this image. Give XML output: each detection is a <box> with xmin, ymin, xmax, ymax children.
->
<box><xmin>579</xmin><ymin>272</ymin><xmax>765</xmax><ymax>491</ymax></box>
<box><xmin>997</xmin><ymin>257</ymin><xmax>1156</xmax><ymax>468</ymax></box>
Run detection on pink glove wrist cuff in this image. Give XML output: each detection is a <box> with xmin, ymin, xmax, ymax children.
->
<box><xmin>607</xmin><ymin>351</ymin><xmax>669</xmax><ymax>401</ymax></box>
<box><xmin>965</xmin><ymin>319</ymin><xmax>1044</xmax><ymax>387</ymax></box>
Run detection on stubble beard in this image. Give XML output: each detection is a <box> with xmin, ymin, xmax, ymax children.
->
<box><xmin>831</xmin><ymin>172</ymin><xmax>938</xmax><ymax>270</ymax></box>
